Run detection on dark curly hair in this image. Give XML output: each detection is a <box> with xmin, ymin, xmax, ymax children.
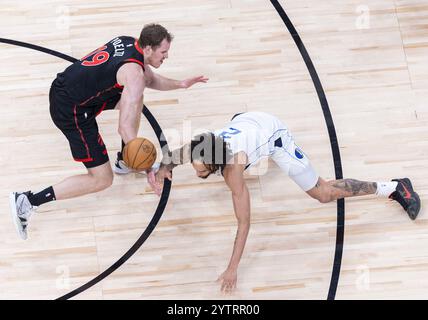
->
<box><xmin>138</xmin><ymin>23</ymin><xmax>173</xmax><ymax>49</ymax></box>
<box><xmin>190</xmin><ymin>132</ymin><xmax>233</xmax><ymax>175</ymax></box>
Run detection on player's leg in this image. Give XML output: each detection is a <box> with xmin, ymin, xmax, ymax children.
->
<box><xmin>271</xmin><ymin>137</ymin><xmax>421</xmax><ymax>220</ymax></box>
<box><xmin>9</xmin><ymin>162</ymin><xmax>113</xmax><ymax>240</ymax></box>
<box><xmin>9</xmin><ymin>98</ymin><xmax>112</xmax><ymax>239</ymax></box>
<box><xmin>52</xmin><ymin>105</ymin><xmax>113</xmax><ymax>200</ymax></box>
<box><xmin>306</xmin><ymin>177</ymin><xmax>376</xmax><ymax>203</ymax></box>
<box><xmin>52</xmin><ymin>161</ymin><xmax>113</xmax><ymax>200</ymax></box>
<box><xmin>306</xmin><ymin>177</ymin><xmax>420</xmax><ymax>220</ymax></box>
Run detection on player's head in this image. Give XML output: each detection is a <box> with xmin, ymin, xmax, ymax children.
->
<box><xmin>190</xmin><ymin>132</ymin><xmax>233</xmax><ymax>179</ymax></box>
<box><xmin>139</xmin><ymin>23</ymin><xmax>174</xmax><ymax>68</ymax></box>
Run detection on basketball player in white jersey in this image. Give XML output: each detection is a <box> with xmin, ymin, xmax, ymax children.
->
<box><xmin>148</xmin><ymin>111</ymin><xmax>421</xmax><ymax>293</ymax></box>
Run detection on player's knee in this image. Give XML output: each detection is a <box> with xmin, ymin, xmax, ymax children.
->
<box><xmin>100</xmin><ymin>174</ymin><xmax>114</xmax><ymax>190</ymax></box>
<box><xmin>92</xmin><ymin>172</ymin><xmax>113</xmax><ymax>191</ymax></box>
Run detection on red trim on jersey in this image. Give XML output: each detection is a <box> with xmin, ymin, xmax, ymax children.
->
<box><xmin>125</xmin><ymin>58</ymin><xmax>145</xmax><ymax>69</ymax></box>
<box><xmin>134</xmin><ymin>38</ymin><xmax>145</xmax><ymax>55</ymax></box>
<box><xmin>96</xmin><ymin>102</ymin><xmax>107</xmax><ymax>116</ymax></box>
<box><xmin>74</xmin><ymin>157</ymin><xmax>94</xmax><ymax>163</ymax></box>
<box><xmin>79</xmin><ymin>83</ymin><xmax>123</xmax><ymax>107</ymax></box>
<box><xmin>74</xmin><ymin>105</ymin><xmax>92</xmax><ymax>161</ymax></box>
<box><xmin>98</xmin><ymin>134</ymin><xmax>107</xmax><ymax>155</ymax></box>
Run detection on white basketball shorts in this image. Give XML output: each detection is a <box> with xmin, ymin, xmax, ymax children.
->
<box><xmin>270</xmin><ymin>133</ymin><xmax>319</xmax><ymax>192</ymax></box>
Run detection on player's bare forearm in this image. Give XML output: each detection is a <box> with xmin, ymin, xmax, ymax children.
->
<box><xmin>228</xmin><ymin>219</ymin><xmax>250</xmax><ymax>271</ymax></box>
<box><xmin>118</xmin><ymin>101</ymin><xmax>143</xmax><ymax>144</ymax></box>
<box><xmin>147</xmin><ymin>72</ymin><xmax>208</xmax><ymax>91</ymax></box>
<box><xmin>160</xmin><ymin>143</ymin><xmax>191</xmax><ymax>171</ymax></box>
<box><xmin>116</xmin><ymin>62</ymin><xmax>145</xmax><ymax>143</ymax></box>
<box><xmin>148</xmin><ymin>73</ymin><xmax>183</xmax><ymax>91</ymax></box>
<box><xmin>227</xmin><ymin>186</ymin><xmax>251</xmax><ymax>271</ymax></box>
<box><xmin>150</xmin><ymin>143</ymin><xmax>191</xmax><ymax>196</ymax></box>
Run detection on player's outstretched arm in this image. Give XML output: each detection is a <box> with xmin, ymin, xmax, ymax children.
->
<box><xmin>218</xmin><ymin>158</ymin><xmax>250</xmax><ymax>294</ymax></box>
<box><xmin>147</xmin><ymin>143</ymin><xmax>191</xmax><ymax>195</ymax></box>
<box><xmin>145</xmin><ymin>66</ymin><xmax>208</xmax><ymax>91</ymax></box>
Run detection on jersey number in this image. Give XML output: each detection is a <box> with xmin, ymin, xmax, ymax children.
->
<box><xmin>81</xmin><ymin>45</ymin><xmax>110</xmax><ymax>67</ymax></box>
<box><xmin>219</xmin><ymin>127</ymin><xmax>242</xmax><ymax>139</ymax></box>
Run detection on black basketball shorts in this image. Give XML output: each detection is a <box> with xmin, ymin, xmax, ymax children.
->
<box><xmin>49</xmin><ymin>85</ymin><xmax>114</xmax><ymax>169</ymax></box>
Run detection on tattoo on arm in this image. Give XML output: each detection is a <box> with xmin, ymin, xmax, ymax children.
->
<box><xmin>161</xmin><ymin>143</ymin><xmax>191</xmax><ymax>171</ymax></box>
<box><xmin>331</xmin><ymin>179</ymin><xmax>377</xmax><ymax>196</ymax></box>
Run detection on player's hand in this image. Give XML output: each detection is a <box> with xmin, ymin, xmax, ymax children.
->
<box><xmin>217</xmin><ymin>268</ymin><xmax>238</xmax><ymax>294</ymax></box>
<box><xmin>180</xmin><ymin>76</ymin><xmax>209</xmax><ymax>89</ymax></box>
<box><xmin>148</xmin><ymin>165</ymin><xmax>172</xmax><ymax>196</ymax></box>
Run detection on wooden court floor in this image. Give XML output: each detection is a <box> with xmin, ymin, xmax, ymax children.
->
<box><xmin>0</xmin><ymin>0</ymin><xmax>427</xmax><ymax>299</ymax></box>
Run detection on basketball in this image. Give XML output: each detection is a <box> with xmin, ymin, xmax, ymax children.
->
<box><xmin>123</xmin><ymin>137</ymin><xmax>157</xmax><ymax>171</ymax></box>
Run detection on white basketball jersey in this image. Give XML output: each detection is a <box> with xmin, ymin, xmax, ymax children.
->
<box><xmin>214</xmin><ymin>112</ymin><xmax>292</xmax><ymax>168</ymax></box>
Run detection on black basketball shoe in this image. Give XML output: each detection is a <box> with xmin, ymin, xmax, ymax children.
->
<box><xmin>389</xmin><ymin>178</ymin><xmax>421</xmax><ymax>220</ymax></box>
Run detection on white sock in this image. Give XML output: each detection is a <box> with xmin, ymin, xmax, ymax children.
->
<box><xmin>376</xmin><ymin>181</ymin><xmax>398</xmax><ymax>197</ymax></box>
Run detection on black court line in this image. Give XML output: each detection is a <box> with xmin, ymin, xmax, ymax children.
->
<box><xmin>0</xmin><ymin>38</ymin><xmax>77</xmax><ymax>63</ymax></box>
<box><xmin>57</xmin><ymin>107</ymin><xmax>171</xmax><ymax>300</ymax></box>
<box><xmin>0</xmin><ymin>38</ymin><xmax>171</xmax><ymax>300</ymax></box>
<box><xmin>269</xmin><ymin>1</ymin><xmax>345</xmax><ymax>300</ymax></box>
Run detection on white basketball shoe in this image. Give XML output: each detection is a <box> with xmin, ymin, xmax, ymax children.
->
<box><xmin>9</xmin><ymin>192</ymin><xmax>37</xmax><ymax>240</ymax></box>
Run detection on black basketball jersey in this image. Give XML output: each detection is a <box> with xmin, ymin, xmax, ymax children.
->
<box><xmin>53</xmin><ymin>36</ymin><xmax>145</xmax><ymax>110</ymax></box>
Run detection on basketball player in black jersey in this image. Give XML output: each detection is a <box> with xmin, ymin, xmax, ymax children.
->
<box><xmin>9</xmin><ymin>24</ymin><xmax>208</xmax><ymax>240</ymax></box>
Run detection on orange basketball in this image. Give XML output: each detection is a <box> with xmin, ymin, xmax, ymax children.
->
<box><xmin>123</xmin><ymin>137</ymin><xmax>157</xmax><ymax>171</ymax></box>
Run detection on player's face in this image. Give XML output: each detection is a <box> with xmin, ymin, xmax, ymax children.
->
<box><xmin>150</xmin><ymin>39</ymin><xmax>170</xmax><ymax>68</ymax></box>
<box><xmin>192</xmin><ymin>161</ymin><xmax>211</xmax><ymax>179</ymax></box>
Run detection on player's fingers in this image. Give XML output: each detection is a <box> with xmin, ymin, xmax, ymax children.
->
<box><xmin>156</xmin><ymin>174</ymin><xmax>163</xmax><ymax>184</ymax></box>
<box><xmin>166</xmin><ymin>171</ymin><xmax>172</xmax><ymax>181</ymax></box>
<box><xmin>147</xmin><ymin>171</ymin><xmax>155</xmax><ymax>183</ymax></box>
<box><xmin>223</xmin><ymin>282</ymin><xmax>232</xmax><ymax>294</ymax></box>
<box><xmin>153</xmin><ymin>178</ymin><xmax>163</xmax><ymax>196</ymax></box>
<box><xmin>154</xmin><ymin>182</ymin><xmax>162</xmax><ymax>195</ymax></box>
<box><xmin>229</xmin><ymin>282</ymin><xmax>235</xmax><ymax>293</ymax></box>
<box><xmin>147</xmin><ymin>174</ymin><xmax>157</xmax><ymax>190</ymax></box>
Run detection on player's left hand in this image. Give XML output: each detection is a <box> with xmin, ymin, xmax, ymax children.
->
<box><xmin>217</xmin><ymin>268</ymin><xmax>237</xmax><ymax>294</ymax></box>
<box><xmin>181</xmin><ymin>76</ymin><xmax>209</xmax><ymax>89</ymax></box>
<box><xmin>147</xmin><ymin>165</ymin><xmax>172</xmax><ymax>196</ymax></box>
<box><xmin>147</xmin><ymin>169</ymin><xmax>162</xmax><ymax>195</ymax></box>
